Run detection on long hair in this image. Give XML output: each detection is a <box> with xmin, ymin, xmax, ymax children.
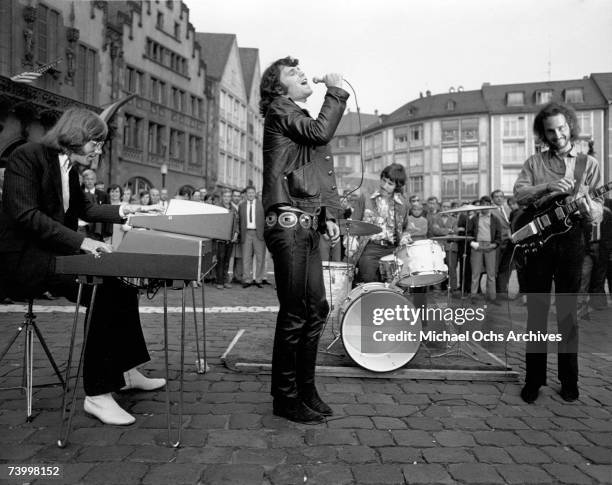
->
<box><xmin>259</xmin><ymin>56</ymin><xmax>299</xmax><ymax>117</ymax></box>
<box><xmin>41</xmin><ymin>107</ymin><xmax>107</xmax><ymax>154</ymax></box>
<box><xmin>380</xmin><ymin>163</ymin><xmax>406</xmax><ymax>193</ymax></box>
<box><xmin>533</xmin><ymin>102</ymin><xmax>580</xmax><ymax>148</ymax></box>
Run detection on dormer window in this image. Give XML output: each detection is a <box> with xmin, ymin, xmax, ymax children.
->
<box><xmin>535</xmin><ymin>90</ymin><xmax>553</xmax><ymax>105</ymax></box>
<box><xmin>446</xmin><ymin>100</ymin><xmax>456</xmax><ymax>111</ymax></box>
<box><xmin>564</xmin><ymin>88</ymin><xmax>584</xmax><ymax>104</ymax></box>
<box><xmin>507</xmin><ymin>92</ymin><xmax>524</xmax><ymax>106</ymax></box>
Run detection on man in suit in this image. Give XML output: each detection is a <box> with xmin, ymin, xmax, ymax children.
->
<box><xmin>230</xmin><ymin>189</ymin><xmax>244</xmax><ymax>283</ymax></box>
<box><xmin>491</xmin><ymin>189</ymin><xmax>513</xmax><ymax>299</ymax></box>
<box><xmin>80</xmin><ymin>169</ymin><xmax>111</xmax><ymax>241</ymax></box>
<box><xmin>239</xmin><ymin>185</ymin><xmax>265</xmax><ymax>288</ymax></box>
<box><xmin>467</xmin><ymin>196</ymin><xmax>502</xmax><ymax>304</ymax></box>
<box><xmin>0</xmin><ymin>108</ymin><xmax>164</xmax><ymax>426</ymax></box>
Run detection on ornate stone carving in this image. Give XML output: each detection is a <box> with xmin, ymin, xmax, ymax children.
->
<box><xmin>23</xmin><ymin>6</ymin><xmax>36</xmax><ymax>23</ymax></box>
<box><xmin>66</xmin><ymin>27</ymin><xmax>80</xmax><ymax>43</ymax></box>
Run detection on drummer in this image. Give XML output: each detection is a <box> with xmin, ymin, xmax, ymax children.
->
<box><xmin>351</xmin><ymin>163</ymin><xmax>412</xmax><ymax>284</ymax></box>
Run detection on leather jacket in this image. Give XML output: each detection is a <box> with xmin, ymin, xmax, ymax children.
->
<box><xmin>262</xmin><ymin>86</ymin><xmax>349</xmax><ymax>217</ymax></box>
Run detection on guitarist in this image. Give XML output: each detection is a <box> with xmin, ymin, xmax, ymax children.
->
<box><xmin>513</xmin><ymin>102</ymin><xmax>603</xmax><ymax>404</ymax></box>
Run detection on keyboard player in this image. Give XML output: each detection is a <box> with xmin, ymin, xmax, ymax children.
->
<box><xmin>0</xmin><ymin>108</ymin><xmax>165</xmax><ymax>426</ymax></box>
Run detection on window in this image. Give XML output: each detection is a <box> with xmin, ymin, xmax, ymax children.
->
<box><xmin>145</xmin><ymin>37</ymin><xmax>188</xmax><ymax>75</ymax></box>
<box><xmin>564</xmin><ymin>88</ymin><xmax>584</xmax><ymax>104</ymax></box>
<box><xmin>171</xmin><ymin>87</ymin><xmax>185</xmax><ymax>111</ymax></box>
<box><xmin>36</xmin><ymin>4</ymin><xmax>60</xmax><ymax>64</ymax></box>
<box><xmin>446</xmin><ymin>100</ymin><xmax>456</xmax><ymax>111</ymax></box>
<box><xmin>150</xmin><ymin>77</ymin><xmax>166</xmax><ymax>104</ymax></box>
<box><xmin>442</xmin><ymin>175</ymin><xmax>458</xmax><ymax>198</ymax></box>
<box><xmin>410</xmin><ymin>124</ymin><xmax>423</xmax><ymax>145</ymax></box>
<box><xmin>503</xmin><ymin>115</ymin><xmax>526</xmax><ymax>137</ymax></box>
<box><xmin>576</xmin><ymin>112</ymin><xmax>592</xmax><ymax>136</ymax></box>
<box><xmin>501</xmin><ymin>167</ymin><xmax>522</xmax><ymax>194</ymax></box>
<box><xmin>337</xmin><ymin>137</ymin><xmax>346</xmax><ymax>149</ymax></box>
<box><xmin>365</xmin><ymin>136</ymin><xmax>373</xmax><ymax>156</ymax></box>
<box><xmin>461</xmin><ymin>174</ymin><xmax>478</xmax><ymax>198</ymax></box>
<box><xmin>461</xmin><ymin>146</ymin><xmax>478</xmax><ymax>168</ymax></box>
<box><xmin>574</xmin><ymin>139</ymin><xmax>591</xmax><ymax>154</ymax></box>
<box><xmin>148</xmin><ymin>123</ymin><xmax>166</xmax><ymax>155</ymax></box>
<box><xmin>408</xmin><ymin>176</ymin><xmax>423</xmax><ymax>195</ymax></box>
<box><xmin>507</xmin><ymin>92</ymin><xmax>525</xmax><ymax>106</ymax></box>
<box><xmin>394</xmin><ymin>152</ymin><xmax>407</xmax><ymax>165</ymax></box>
<box><xmin>188</xmin><ymin>136</ymin><xmax>202</xmax><ymax>165</ymax></box>
<box><xmin>174</xmin><ymin>22</ymin><xmax>180</xmax><ymax>39</ymax></box>
<box><xmin>461</xmin><ymin>118</ymin><xmax>478</xmax><ymax>142</ymax></box>
<box><xmin>502</xmin><ymin>141</ymin><xmax>526</xmax><ymax>164</ymax></box>
<box><xmin>76</xmin><ymin>44</ymin><xmax>97</xmax><ymax>104</ymax></box>
<box><xmin>169</xmin><ymin>129</ymin><xmax>185</xmax><ymax>159</ymax></box>
<box><xmin>393</xmin><ymin>127</ymin><xmax>408</xmax><ymax>150</ymax></box>
<box><xmin>125</xmin><ymin>66</ymin><xmax>144</xmax><ymax>94</ymax></box>
<box><xmin>535</xmin><ymin>90</ymin><xmax>553</xmax><ymax>105</ymax></box>
<box><xmin>409</xmin><ymin>151</ymin><xmax>424</xmax><ymax>171</ymax></box>
<box><xmin>219</xmin><ymin>122</ymin><xmax>226</xmax><ymax>148</ymax></box>
<box><xmin>156</xmin><ymin>12</ymin><xmax>164</xmax><ymax>29</ymax></box>
<box><xmin>123</xmin><ymin>114</ymin><xmax>143</xmax><ymax>149</ymax></box>
<box><xmin>374</xmin><ymin>133</ymin><xmax>383</xmax><ymax>154</ymax></box>
<box><xmin>442</xmin><ymin>147</ymin><xmax>459</xmax><ymax>167</ymax></box>
<box><xmin>442</xmin><ymin>120</ymin><xmax>459</xmax><ymax>143</ymax></box>
<box><xmin>337</xmin><ymin>155</ymin><xmax>347</xmax><ymax>168</ymax></box>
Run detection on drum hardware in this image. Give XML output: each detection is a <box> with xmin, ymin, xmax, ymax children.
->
<box><xmin>394</xmin><ymin>240</ymin><xmax>448</xmax><ymax>289</ymax></box>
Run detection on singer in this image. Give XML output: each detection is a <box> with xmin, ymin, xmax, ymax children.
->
<box><xmin>260</xmin><ymin>56</ymin><xmax>348</xmax><ymax>423</ymax></box>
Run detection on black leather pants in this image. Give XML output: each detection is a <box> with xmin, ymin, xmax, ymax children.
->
<box><xmin>265</xmin><ymin>220</ymin><xmax>329</xmax><ymax>399</ymax></box>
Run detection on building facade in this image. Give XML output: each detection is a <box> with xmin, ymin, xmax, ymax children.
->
<box><xmin>360</xmin><ymin>74</ymin><xmax>612</xmax><ymax>202</ymax></box>
<box><xmin>197</xmin><ymin>33</ymin><xmax>263</xmax><ymax>193</ymax></box>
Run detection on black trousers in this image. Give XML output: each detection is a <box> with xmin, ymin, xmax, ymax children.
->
<box><xmin>215</xmin><ymin>241</ymin><xmax>233</xmax><ymax>284</ymax></box>
<box><xmin>522</xmin><ymin>225</ymin><xmax>584</xmax><ymax>388</ymax></box>
<box><xmin>0</xmin><ymin>245</ymin><xmax>150</xmax><ymax>396</ymax></box>
<box><xmin>355</xmin><ymin>242</ymin><xmax>393</xmax><ymax>284</ymax></box>
<box><xmin>264</xmin><ymin>222</ymin><xmax>328</xmax><ymax>399</ymax></box>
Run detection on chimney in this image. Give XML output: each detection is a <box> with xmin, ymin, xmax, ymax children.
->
<box><xmin>419</xmin><ymin>91</ymin><xmax>424</xmax><ymax>98</ymax></box>
<box><xmin>482</xmin><ymin>82</ymin><xmax>491</xmax><ymax>87</ymax></box>
<box><xmin>457</xmin><ymin>86</ymin><xmax>464</xmax><ymax>92</ymax></box>
<box><xmin>374</xmin><ymin>109</ymin><xmax>379</xmax><ymax>116</ymax></box>
<box><xmin>426</xmin><ymin>90</ymin><xmax>431</xmax><ymax>97</ymax></box>
<box><xmin>449</xmin><ymin>87</ymin><xmax>456</xmax><ymax>93</ymax></box>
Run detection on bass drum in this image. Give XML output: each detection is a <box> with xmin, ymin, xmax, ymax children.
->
<box><xmin>339</xmin><ymin>283</ymin><xmax>421</xmax><ymax>372</ymax></box>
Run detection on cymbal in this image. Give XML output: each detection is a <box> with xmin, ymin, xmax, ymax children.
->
<box><xmin>431</xmin><ymin>235</ymin><xmax>474</xmax><ymax>242</ymax></box>
<box><xmin>337</xmin><ymin>219</ymin><xmax>382</xmax><ymax>236</ymax></box>
<box><xmin>439</xmin><ymin>204</ymin><xmax>498</xmax><ymax>214</ymax></box>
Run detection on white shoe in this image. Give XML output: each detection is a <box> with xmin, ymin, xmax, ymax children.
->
<box><xmin>121</xmin><ymin>368</ymin><xmax>166</xmax><ymax>391</ymax></box>
<box><xmin>84</xmin><ymin>394</ymin><xmax>135</xmax><ymax>425</ymax></box>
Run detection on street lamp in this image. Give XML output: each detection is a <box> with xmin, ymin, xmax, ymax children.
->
<box><xmin>160</xmin><ymin>162</ymin><xmax>168</xmax><ymax>189</ymax></box>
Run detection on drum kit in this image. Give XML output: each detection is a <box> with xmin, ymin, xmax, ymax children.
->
<box><xmin>322</xmin><ymin>206</ymin><xmax>495</xmax><ymax>372</ymax></box>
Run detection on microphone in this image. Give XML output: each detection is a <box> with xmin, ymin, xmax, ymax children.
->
<box><xmin>312</xmin><ymin>76</ymin><xmax>326</xmax><ymax>84</ymax></box>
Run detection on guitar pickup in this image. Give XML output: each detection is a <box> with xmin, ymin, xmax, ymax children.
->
<box><xmin>554</xmin><ymin>207</ymin><xmax>566</xmax><ymax>219</ymax></box>
<box><xmin>537</xmin><ymin>214</ymin><xmax>551</xmax><ymax>229</ymax></box>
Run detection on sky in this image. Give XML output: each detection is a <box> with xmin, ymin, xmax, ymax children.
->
<box><xmin>187</xmin><ymin>0</ymin><xmax>612</xmax><ymax>116</ymax></box>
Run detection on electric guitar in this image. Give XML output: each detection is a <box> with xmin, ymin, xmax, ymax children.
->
<box><xmin>510</xmin><ymin>181</ymin><xmax>612</xmax><ymax>252</ymax></box>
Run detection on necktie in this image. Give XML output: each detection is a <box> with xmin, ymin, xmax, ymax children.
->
<box><xmin>249</xmin><ymin>202</ymin><xmax>253</xmax><ymax>224</ymax></box>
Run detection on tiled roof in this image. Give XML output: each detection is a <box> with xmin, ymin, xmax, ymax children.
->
<box><xmin>482</xmin><ymin>77</ymin><xmax>607</xmax><ymax>113</ymax></box>
<box><xmin>368</xmin><ymin>89</ymin><xmax>488</xmax><ymax>133</ymax></box>
<box><xmin>592</xmin><ymin>73</ymin><xmax>612</xmax><ymax>103</ymax></box>
<box><xmin>195</xmin><ymin>32</ymin><xmax>236</xmax><ymax>80</ymax></box>
<box><xmin>336</xmin><ymin>112</ymin><xmax>380</xmax><ymax>136</ymax></box>
<box><xmin>239</xmin><ymin>48</ymin><xmax>259</xmax><ymax>98</ymax></box>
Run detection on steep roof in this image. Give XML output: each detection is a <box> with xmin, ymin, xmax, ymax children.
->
<box><xmin>591</xmin><ymin>72</ymin><xmax>612</xmax><ymax>103</ymax></box>
<box><xmin>336</xmin><ymin>112</ymin><xmax>380</xmax><ymax>136</ymax></box>
<box><xmin>195</xmin><ymin>33</ymin><xmax>236</xmax><ymax>80</ymax></box>
<box><xmin>366</xmin><ymin>89</ymin><xmax>487</xmax><ymax>133</ymax></box>
<box><xmin>239</xmin><ymin>48</ymin><xmax>259</xmax><ymax>98</ymax></box>
<box><xmin>482</xmin><ymin>77</ymin><xmax>607</xmax><ymax>113</ymax></box>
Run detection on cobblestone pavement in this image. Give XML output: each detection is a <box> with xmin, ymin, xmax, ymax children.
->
<box><xmin>0</xmin><ymin>281</ymin><xmax>611</xmax><ymax>485</ymax></box>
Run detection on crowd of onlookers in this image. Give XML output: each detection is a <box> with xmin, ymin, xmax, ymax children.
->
<box><xmin>0</xmin><ymin>164</ymin><xmax>610</xmax><ymax>310</ymax></box>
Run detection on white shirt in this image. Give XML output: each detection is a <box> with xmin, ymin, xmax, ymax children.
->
<box><xmin>58</xmin><ymin>154</ymin><xmax>71</xmax><ymax>212</ymax></box>
<box><xmin>246</xmin><ymin>200</ymin><xmax>256</xmax><ymax>230</ymax></box>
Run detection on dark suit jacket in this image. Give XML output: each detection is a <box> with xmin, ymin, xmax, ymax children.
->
<box><xmin>238</xmin><ymin>198</ymin><xmax>265</xmax><ymax>241</ymax></box>
<box><xmin>0</xmin><ymin>142</ymin><xmax>122</xmax><ymax>256</ymax></box>
<box><xmin>466</xmin><ymin>213</ymin><xmax>502</xmax><ymax>246</ymax></box>
<box><xmin>82</xmin><ymin>188</ymin><xmax>111</xmax><ymax>238</ymax></box>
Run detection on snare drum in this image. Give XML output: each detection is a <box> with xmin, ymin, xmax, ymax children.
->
<box><xmin>378</xmin><ymin>254</ymin><xmax>403</xmax><ymax>283</ymax></box>
<box><xmin>339</xmin><ymin>283</ymin><xmax>421</xmax><ymax>372</ymax></box>
<box><xmin>395</xmin><ymin>239</ymin><xmax>448</xmax><ymax>288</ymax></box>
<box><xmin>322</xmin><ymin>261</ymin><xmax>354</xmax><ymax>316</ymax></box>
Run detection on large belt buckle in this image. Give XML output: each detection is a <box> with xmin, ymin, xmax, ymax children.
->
<box><xmin>299</xmin><ymin>214</ymin><xmax>312</xmax><ymax>230</ymax></box>
<box><xmin>278</xmin><ymin>212</ymin><xmax>298</xmax><ymax>228</ymax></box>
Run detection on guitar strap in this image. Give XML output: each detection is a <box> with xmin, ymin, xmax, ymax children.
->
<box><xmin>572</xmin><ymin>153</ymin><xmax>588</xmax><ymax>196</ymax></box>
